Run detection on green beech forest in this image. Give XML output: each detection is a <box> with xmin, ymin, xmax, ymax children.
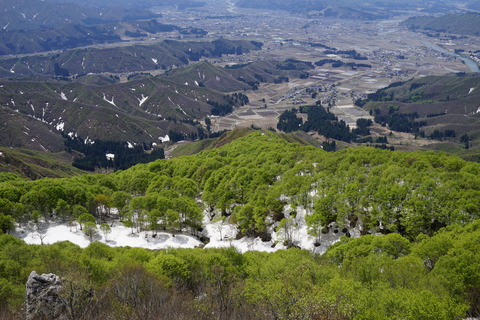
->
<box><xmin>1</xmin><ymin>129</ymin><xmax>480</xmax><ymax>319</ymax></box>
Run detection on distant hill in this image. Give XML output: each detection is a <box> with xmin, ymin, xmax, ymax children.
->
<box><xmin>468</xmin><ymin>1</ymin><xmax>480</xmax><ymax>11</ymax></box>
<box><xmin>0</xmin><ymin>39</ymin><xmax>262</xmax><ymax>76</ymax></box>
<box><xmin>0</xmin><ymin>75</ymin><xmax>246</xmax><ymax>151</ymax></box>
<box><xmin>403</xmin><ymin>13</ymin><xmax>480</xmax><ymax>36</ymax></box>
<box><xmin>0</xmin><ymin>19</ymin><xmax>210</xmax><ymax>56</ymax></box>
<box><xmin>164</xmin><ymin>61</ymin><xmax>252</xmax><ymax>92</ymax></box>
<box><xmin>355</xmin><ymin>73</ymin><xmax>480</xmax><ymax>143</ymax></box>
<box><xmin>235</xmin><ymin>0</ymin><xmax>458</xmax><ymax>18</ymax></box>
<box><xmin>44</xmin><ymin>0</ymin><xmax>205</xmax><ymax>10</ymax></box>
<box><xmin>223</xmin><ymin>59</ymin><xmax>313</xmax><ymax>88</ymax></box>
<box><xmin>164</xmin><ymin>59</ymin><xmax>313</xmax><ymax>92</ymax></box>
<box><xmin>0</xmin><ymin>24</ymin><xmax>122</xmax><ymax>56</ymax></box>
<box><xmin>0</xmin><ymin>0</ymin><xmax>160</xmax><ymax>31</ymax></box>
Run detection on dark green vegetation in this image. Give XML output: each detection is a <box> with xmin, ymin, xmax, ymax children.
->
<box><xmin>277</xmin><ymin>105</ymin><xmax>355</xmax><ymax>143</ymax></box>
<box><xmin>356</xmin><ymin>73</ymin><xmax>480</xmax><ymax>146</ymax></box>
<box><xmin>1</xmin><ymin>130</ymin><xmax>480</xmax><ymax>318</ymax></box>
<box><xmin>403</xmin><ymin>12</ymin><xmax>480</xmax><ymax>36</ymax></box>
<box><xmin>276</xmin><ymin>105</ymin><xmax>389</xmax><ymax>149</ymax></box>
<box><xmin>315</xmin><ymin>59</ymin><xmax>371</xmax><ymax>69</ymax></box>
<box><xmin>65</xmin><ymin>139</ymin><xmax>165</xmax><ymax>172</ymax></box>
<box><xmin>0</xmin><ymin>39</ymin><xmax>262</xmax><ymax>77</ymax></box>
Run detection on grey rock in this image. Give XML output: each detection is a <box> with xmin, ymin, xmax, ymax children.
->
<box><xmin>26</xmin><ymin>271</ymin><xmax>67</xmax><ymax>320</ymax></box>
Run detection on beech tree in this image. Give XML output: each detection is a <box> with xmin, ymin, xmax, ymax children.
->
<box><xmin>83</xmin><ymin>222</ymin><xmax>97</xmax><ymax>241</ymax></box>
<box><xmin>100</xmin><ymin>223</ymin><xmax>111</xmax><ymax>241</ymax></box>
<box><xmin>78</xmin><ymin>213</ymin><xmax>96</xmax><ymax>230</ymax></box>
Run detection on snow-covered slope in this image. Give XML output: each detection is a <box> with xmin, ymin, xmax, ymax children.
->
<box><xmin>14</xmin><ymin>204</ymin><xmax>360</xmax><ymax>253</ymax></box>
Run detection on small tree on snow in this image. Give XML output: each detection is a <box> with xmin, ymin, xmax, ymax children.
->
<box><xmin>83</xmin><ymin>222</ymin><xmax>97</xmax><ymax>241</ymax></box>
<box><xmin>67</xmin><ymin>219</ymin><xmax>78</xmax><ymax>232</ymax></box>
<box><xmin>212</xmin><ymin>216</ymin><xmax>226</xmax><ymax>241</ymax></box>
<box><xmin>277</xmin><ymin>217</ymin><xmax>296</xmax><ymax>247</ymax></box>
<box><xmin>78</xmin><ymin>213</ymin><xmax>95</xmax><ymax>230</ymax></box>
<box><xmin>100</xmin><ymin>223</ymin><xmax>111</xmax><ymax>241</ymax></box>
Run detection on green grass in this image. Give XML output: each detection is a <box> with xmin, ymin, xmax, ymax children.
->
<box><xmin>0</xmin><ymin>147</ymin><xmax>85</xmax><ymax>180</ymax></box>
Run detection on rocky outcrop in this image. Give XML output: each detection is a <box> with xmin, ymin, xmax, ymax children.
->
<box><xmin>26</xmin><ymin>271</ymin><xmax>67</xmax><ymax>320</ymax></box>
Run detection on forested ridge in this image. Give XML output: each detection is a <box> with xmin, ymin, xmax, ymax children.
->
<box><xmin>1</xmin><ymin>130</ymin><xmax>480</xmax><ymax>318</ymax></box>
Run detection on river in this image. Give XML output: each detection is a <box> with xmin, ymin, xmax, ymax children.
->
<box><xmin>420</xmin><ymin>41</ymin><xmax>479</xmax><ymax>73</ymax></box>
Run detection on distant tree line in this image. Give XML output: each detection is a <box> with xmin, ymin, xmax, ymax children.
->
<box><xmin>276</xmin><ymin>105</ymin><xmax>393</xmax><ymax>145</ymax></box>
<box><xmin>64</xmin><ymin>137</ymin><xmax>164</xmax><ymax>171</ymax></box>
<box><xmin>276</xmin><ymin>59</ymin><xmax>314</xmax><ymax>70</ymax></box>
<box><xmin>277</xmin><ymin>105</ymin><xmax>365</xmax><ymax>143</ymax></box>
<box><xmin>315</xmin><ymin>59</ymin><xmax>371</xmax><ymax>69</ymax></box>
<box><xmin>323</xmin><ymin>49</ymin><xmax>368</xmax><ymax>60</ymax></box>
<box><xmin>373</xmin><ymin>110</ymin><xmax>427</xmax><ymax>134</ymax></box>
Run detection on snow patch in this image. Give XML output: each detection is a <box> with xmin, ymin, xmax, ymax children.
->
<box><xmin>60</xmin><ymin>92</ymin><xmax>67</xmax><ymax>100</ymax></box>
<box><xmin>102</xmin><ymin>93</ymin><xmax>117</xmax><ymax>107</ymax></box>
<box><xmin>106</xmin><ymin>153</ymin><xmax>115</xmax><ymax>160</ymax></box>
<box><xmin>151</xmin><ymin>58</ymin><xmax>158</xmax><ymax>64</ymax></box>
<box><xmin>15</xmin><ymin>222</ymin><xmax>202</xmax><ymax>250</ymax></box>
<box><xmin>84</xmin><ymin>137</ymin><xmax>94</xmax><ymax>145</ymax></box>
<box><xmin>127</xmin><ymin>142</ymin><xmax>134</xmax><ymax>149</ymax></box>
<box><xmin>55</xmin><ymin>121</ymin><xmax>65</xmax><ymax>131</ymax></box>
<box><xmin>159</xmin><ymin>135</ymin><xmax>170</xmax><ymax>143</ymax></box>
<box><xmin>469</xmin><ymin>87</ymin><xmax>476</xmax><ymax>94</ymax></box>
<box><xmin>195</xmin><ymin>80</ymin><xmax>199</xmax><ymax>86</ymax></box>
<box><xmin>137</xmin><ymin>94</ymin><xmax>148</xmax><ymax>107</ymax></box>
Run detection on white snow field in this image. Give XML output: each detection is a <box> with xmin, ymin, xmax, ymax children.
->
<box><xmin>14</xmin><ymin>205</ymin><xmax>359</xmax><ymax>253</ymax></box>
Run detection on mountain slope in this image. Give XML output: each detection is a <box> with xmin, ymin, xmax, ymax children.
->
<box><xmin>403</xmin><ymin>12</ymin><xmax>480</xmax><ymax>36</ymax></box>
<box><xmin>0</xmin><ymin>0</ymin><xmax>159</xmax><ymax>31</ymax></box>
<box><xmin>356</xmin><ymin>73</ymin><xmax>480</xmax><ymax>141</ymax></box>
<box><xmin>164</xmin><ymin>61</ymin><xmax>252</xmax><ymax>92</ymax></box>
<box><xmin>235</xmin><ymin>0</ymin><xmax>458</xmax><ymax>18</ymax></box>
<box><xmin>0</xmin><ymin>76</ymin><xmax>244</xmax><ymax>151</ymax></box>
<box><xmin>0</xmin><ymin>39</ymin><xmax>262</xmax><ymax>76</ymax></box>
